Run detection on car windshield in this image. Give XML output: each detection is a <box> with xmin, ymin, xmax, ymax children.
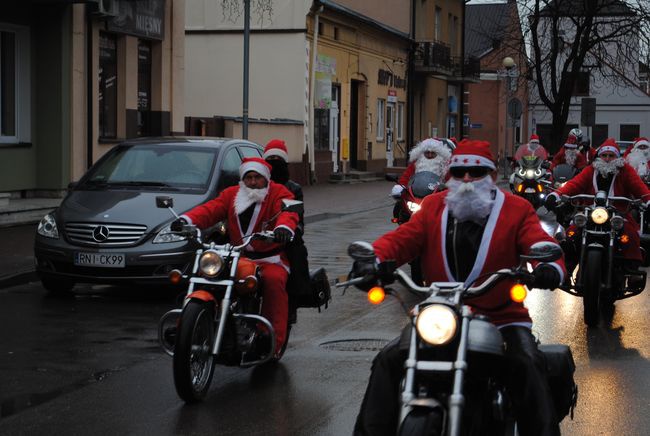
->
<box><xmin>81</xmin><ymin>144</ymin><xmax>218</xmax><ymax>192</ymax></box>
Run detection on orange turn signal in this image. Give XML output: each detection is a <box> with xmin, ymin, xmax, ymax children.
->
<box><xmin>510</xmin><ymin>284</ymin><xmax>527</xmax><ymax>303</ymax></box>
<box><xmin>536</xmin><ymin>184</ymin><xmax>543</xmax><ymax>193</ymax></box>
<box><xmin>516</xmin><ymin>184</ymin><xmax>524</xmax><ymax>193</ymax></box>
<box><xmin>620</xmin><ymin>234</ymin><xmax>630</xmax><ymax>244</ymax></box>
<box><xmin>367</xmin><ymin>286</ymin><xmax>386</xmax><ymax>305</ymax></box>
<box><xmin>567</xmin><ymin>229</ymin><xmax>576</xmax><ymax>237</ymax></box>
<box><xmin>168</xmin><ymin>269</ymin><xmax>183</xmax><ymax>285</ymax></box>
<box><xmin>391</xmin><ymin>217</ymin><xmax>399</xmax><ymax>223</ymax></box>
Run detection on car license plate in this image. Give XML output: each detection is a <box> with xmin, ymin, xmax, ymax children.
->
<box><xmin>74</xmin><ymin>252</ymin><xmax>125</xmax><ymax>268</ymax></box>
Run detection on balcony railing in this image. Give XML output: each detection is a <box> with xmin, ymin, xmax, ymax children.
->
<box><xmin>451</xmin><ymin>56</ymin><xmax>481</xmax><ymax>82</ymax></box>
<box><xmin>414</xmin><ymin>41</ymin><xmax>481</xmax><ymax>82</ymax></box>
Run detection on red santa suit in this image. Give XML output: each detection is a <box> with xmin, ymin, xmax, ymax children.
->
<box><xmin>551</xmin><ymin>146</ymin><xmax>650</xmax><ymax>261</ymax></box>
<box><xmin>393</xmin><ymin>138</ymin><xmax>451</xmax><ymax>195</ymax></box>
<box><xmin>514</xmin><ymin>134</ymin><xmax>548</xmax><ymax>161</ymax></box>
<box><xmin>182</xmin><ymin>158</ymin><xmax>299</xmax><ymax>353</ymax></box>
<box><xmin>374</xmin><ymin>187</ymin><xmax>565</xmax><ymax>326</ymax></box>
<box><xmin>551</xmin><ymin>144</ymin><xmax>587</xmax><ymax>170</ymax></box>
<box><xmin>624</xmin><ymin>137</ymin><xmax>650</xmax><ymax>179</ymax></box>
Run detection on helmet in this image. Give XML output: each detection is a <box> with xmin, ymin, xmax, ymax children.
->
<box><xmin>569</xmin><ymin>128</ymin><xmax>583</xmax><ymax>142</ymax></box>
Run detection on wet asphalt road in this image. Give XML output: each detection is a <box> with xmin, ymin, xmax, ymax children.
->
<box><xmin>1</xmin><ymin>204</ymin><xmax>650</xmax><ymax>435</ymax></box>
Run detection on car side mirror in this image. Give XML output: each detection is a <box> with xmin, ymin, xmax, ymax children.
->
<box><xmin>385</xmin><ymin>173</ymin><xmax>398</xmax><ymax>183</ymax></box>
<box><xmin>348</xmin><ymin>241</ymin><xmax>376</xmax><ymax>261</ymax></box>
<box><xmin>281</xmin><ymin>199</ymin><xmax>303</xmax><ymax>215</ymax></box>
<box><xmin>156</xmin><ymin>196</ymin><xmax>174</xmax><ymax>209</ymax></box>
<box><xmin>520</xmin><ymin>242</ymin><xmax>563</xmax><ymax>262</ymax></box>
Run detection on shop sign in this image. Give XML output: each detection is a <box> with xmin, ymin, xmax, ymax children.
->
<box><xmin>387</xmin><ymin>89</ymin><xmax>397</xmax><ymax>103</ymax></box>
<box><xmin>107</xmin><ymin>0</ymin><xmax>166</xmax><ymax>41</ymax></box>
<box><xmin>378</xmin><ymin>69</ymin><xmax>406</xmax><ymax>89</ymax></box>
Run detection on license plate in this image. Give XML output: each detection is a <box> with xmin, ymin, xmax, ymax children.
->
<box><xmin>524</xmin><ymin>188</ymin><xmax>536</xmax><ymax>193</ymax></box>
<box><xmin>74</xmin><ymin>252</ymin><xmax>125</xmax><ymax>268</ymax></box>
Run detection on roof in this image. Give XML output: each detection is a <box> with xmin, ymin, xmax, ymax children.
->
<box><xmin>120</xmin><ymin>137</ymin><xmax>261</xmax><ymax>148</ymax></box>
<box><xmin>539</xmin><ymin>0</ymin><xmax>634</xmax><ymax>17</ymax></box>
<box><xmin>465</xmin><ymin>2</ymin><xmax>510</xmax><ymax>59</ymax></box>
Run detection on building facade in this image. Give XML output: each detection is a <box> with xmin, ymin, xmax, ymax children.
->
<box><xmin>0</xmin><ymin>0</ymin><xmax>185</xmax><ymax>198</ymax></box>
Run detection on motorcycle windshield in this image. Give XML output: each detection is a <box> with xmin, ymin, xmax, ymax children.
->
<box><xmin>408</xmin><ymin>171</ymin><xmax>441</xmax><ymax>198</ymax></box>
<box><xmin>553</xmin><ymin>164</ymin><xmax>577</xmax><ymax>181</ymax></box>
<box><xmin>518</xmin><ymin>156</ymin><xmax>541</xmax><ymax>169</ymax></box>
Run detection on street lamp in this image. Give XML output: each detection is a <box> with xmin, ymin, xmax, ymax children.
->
<box><xmin>499</xmin><ymin>56</ymin><xmax>517</xmax><ymax>178</ymax></box>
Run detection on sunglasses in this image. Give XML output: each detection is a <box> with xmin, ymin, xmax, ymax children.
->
<box><xmin>449</xmin><ymin>166</ymin><xmax>490</xmax><ymax>179</ymax></box>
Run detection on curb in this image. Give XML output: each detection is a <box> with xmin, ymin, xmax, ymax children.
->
<box><xmin>0</xmin><ymin>270</ymin><xmax>38</xmax><ymax>290</ymax></box>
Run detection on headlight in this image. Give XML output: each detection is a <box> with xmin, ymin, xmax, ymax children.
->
<box><xmin>535</xmin><ymin>169</ymin><xmax>542</xmax><ymax>177</ymax></box>
<box><xmin>525</xmin><ymin>169</ymin><xmax>535</xmax><ymax>179</ymax></box>
<box><xmin>153</xmin><ymin>223</ymin><xmax>189</xmax><ymax>243</ymax></box>
<box><xmin>518</xmin><ymin>169</ymin><xmax>525</xmax><ymax>177</ymax></box>
<box><xmin>416</xmin><ymin>304</ymin><xmax>457</xmax><ymax>346</ymax></box>
<box><xmin>199</xmin><ymin>250</ymin><xmax>224</xmax><ymax>277</ymax></box>
<box><xmin>37</xmin><ymin>213</ymin><xmax>59</xmax><ymax>239</ymax></box>
<box><xmin>590</xmin><ymin>207</ymin><xmax>609</xmax><ymax>225</ymax></box>
<box><xmin>573</xmin><ymin>213</ymin><xmax>588</xmax><ymax>227</ymax></box>
<box><xmin>407</xmin><ymin>201</ymin><xmax>421</xmax><ymax>213</ymax></box>
<box><xmin>610</xmin><ymin>215</ymin><xmax>624</xmax><ymax>231</ymax></box>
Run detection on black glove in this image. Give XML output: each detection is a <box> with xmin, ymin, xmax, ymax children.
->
<box><xmin>273</xmin><ymin>227</ymin><xmax>293</xmax><ymax>244</ymax></box>
<box><xmin>170</xmin><ymin>218</ymin><xmax>188</xmax><ymax>232</ymax></box>
<box><xmin>544</xmin><ymin>195</ymin><xmax>558</xmax><ymax>211</ymax></box>
<box><xmin>532</xmin><ymin>264</ymin><xmax>561</xmax><ymax>289</ymax></box>
<box><xmin>350</xmin><ymin>260</ymin><xmax>378</xmax><ymax>291</ymax></box>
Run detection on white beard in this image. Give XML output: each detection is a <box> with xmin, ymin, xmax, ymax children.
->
<box><xmin>528</xmin><ymin>143</ymin><xmax>539</xmax><ymax>151</ymax></box>
<box><xmin>565</xmin><ymin>149</ymin><xmax>577</xmax><ymax>166</ymax></box>
<box><xmin>415</xmin><ymin>155</ymin><xmax>448</xmax><ymax>177</ymax></box>
<box><xmin>592</xmin><ymin>157</ymin><xmax>625</xmax><ymax>177</ymax></box>
<box><xmin>626</xmin><ymin>149</ymin><xmax>650</xmax><ymax>177</ymax></box>
<box><xmin>445</xmin><ymin>176</ymin><xmax>496</xmax><ymax>224</ymax></box>
<box><xmin>234</xmin><ymin>181</ymin><xmax>268</xmax><ymax>214</ymax></box>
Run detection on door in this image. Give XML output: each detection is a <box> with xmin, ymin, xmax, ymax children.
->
<box><xmin>386</xmin><ymin>102</ymin><xmax>395</xmax><ymax>167</ymax></box>
<box><xmin>330</xmin><ymin>85</ymin><xmax>340</xmax><ymax>172</ymax></box>
<box><xmin>350</xmin><ymin>80</ymin><xmax>360</xmax><ymax>168</ymax></box>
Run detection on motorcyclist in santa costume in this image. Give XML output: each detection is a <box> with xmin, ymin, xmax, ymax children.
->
<box><xmin>354</xmin><ymin>139</ymin><xmax>566</xmax><ymax>436</ymax></box>
<box><xmin>624</xmin><ymin>137</ymin><xmax>650</xmax><ymax>180</ymax></box>
<box><xmin>514</xmin><ymin>133</ymin><xmax>549</xmax><ymax>161</ymax></box>
<box><xmin>551</xmin><ymin>136</ymin><xmax>587</xmax><ymax>171</ymax></box>
<box><xmin>545</xmin><ymin>138</ymin><xmax>650</xmax><ymax>276</ymax></box>
<box><xmin>390</xmin><ymin>137</ymin><xmax>452</xmax><ymax>198</ymax></box>
<box><xmin>174</xmin><ymin>157</ymin><xmax>299</xmax><ymax>356</ymax></box>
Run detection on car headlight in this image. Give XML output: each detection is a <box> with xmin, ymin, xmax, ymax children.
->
<box><xmin>407</xmin><ymin>201</ymin><xmax>421</xmax><ymax>213</ymax></box>
<box><xmin>591</xmin><ymin>207</ymin><xmax>609</xmax><ymax>225</ymax></box>
<box><xmin>525</xmin><ymin>169</ymin><xmax>535</xmax><ymax>179</ymax></box>
<box><xmin>37</xmin><ymin>213</ymin><xmax>59</xmax><ymax>239</ymax></box>
<box><xmin>610</xmin><ymin>215</ymin><xmax>624</xmax><ymax>231</ymax></box>
<box><xmin>573</xmin><ymin>213</ymin><xmax>588</xmax><ymax>227</ymax></box>
<box><xmin>199</xmin><ymin>250</ymin><xmax>224</xmax><ymax>277</ymax></box>
<box><xmin>153</xmin><ymin>223</ymin><xmax>189</xmax><ymax>243</ymax></box>
<box><xmin>416</xmin><ymin>304</ymin><xmax>457</xmax><ymax>346</ymax></box>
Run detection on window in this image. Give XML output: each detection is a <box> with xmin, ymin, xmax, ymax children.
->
<box><xmin>0</xmin><ymin>25</ymin><xmax>29</xmax><ymax>145</ymax></box>
<box><xmin>314</xmin><ymin>108</ymin><xmax>329</xmax><ymax>150</ymax></box>
<box><xmin>397</xmin><ymin>102</ymin><xmax>404</xmax><ymax>141</ymax></box>
<box><xmin>239</xmin><ymin>145</ymin><xmax>262</xmax><ymax>158</ymax></box>
<box><xmin>620</xmin><ymin>124</ymin><xmax>640</xmax><ymax>141</ymax></box>
<box><xmin>217</xmin><ymin>147</ymin><xmax>242</xmax><ymax>191</ymax></box>
<box><xmin>434</xmin><ymin>7</ymin><xmax>442</xmax><ymax>41</ymax></box>
<box><xmin>99</xmin><ymin>33</ymin><xmax>118</xmax><ymax>139</ymax></box>
<box><xmin>137</xmin><ymin>40</ymin><xmax>152</xmax><ymax>137</ymax></box>
<box><xmin>376</xmin><ymin>98</ymin><xmax>385</xmax><ymax>141</ymax></box>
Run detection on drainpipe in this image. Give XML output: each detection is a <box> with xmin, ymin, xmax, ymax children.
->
<box><xmin>406</xmin><ymin>0</ymin><xmax>415</xmax><ymax>151</ymax></box>
<box><xmin>86</xmin><ymin>7</ymin><xmax>93</xmax><ymax>169</ymax></box>
<box><xmin>308</xmin><ymin>4</ymin><xmax>323</xmax><ymax>184</ymax></box>
<box><xmin>459</xmin><ymin>0</ymin><xmax>466</xmax><ymax>139</ymax></box>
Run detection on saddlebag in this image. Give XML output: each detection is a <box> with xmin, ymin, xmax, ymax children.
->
<box><xmin>539</xmin><ymin>344</ymin><xmax>578</xmax><ymax>421</ymax></box>
<box><xmin>288</xmin><ymin>266</ymin><xmax>331</xmax><ymax>310</ymax></box>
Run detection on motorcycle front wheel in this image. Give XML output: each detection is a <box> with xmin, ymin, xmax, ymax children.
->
<box><xmin>582</xmin><ymin>250</ymin><xmax>602</xmax><ymax>327</ymax></box>
<box><xmin>398</xmin><ymin>408</ymin><xmax>443</xmax><ymax>436</ymax></box>
<box><xmin>173</xmin><ymin>300</ymin><xmax>216</xmax><ymax>402</ymax></box>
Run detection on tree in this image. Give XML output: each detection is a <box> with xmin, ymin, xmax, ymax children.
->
<box><xmin>506</xmin><ymin>0</ymin><xmax>650</xmax><ymax>150</ymax></box>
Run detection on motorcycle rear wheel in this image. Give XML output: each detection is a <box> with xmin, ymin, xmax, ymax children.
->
<box><xmin>398</xmin><ymin>408</ymin><xmax>443</xmax><ymax>436</ymax></box>
<box><xmin>582</xmin><ymin>251</ymin><xmax>602</xmax><ymax>327</ymax></box>
<box><xmin>173</xmin><ymin>300</ymin><xmax>215</xmax><ymax>402</ymax></box>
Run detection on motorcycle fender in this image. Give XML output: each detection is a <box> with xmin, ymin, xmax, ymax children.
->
<box><xmin>586</xmin><ymin>243</ymin><xmax>604</xmax><ymax>250</ymax></box>
<box><xmin>186</xmin><ymin>290</ymin><xmax>216</xmax><ymax>303</ymax></box>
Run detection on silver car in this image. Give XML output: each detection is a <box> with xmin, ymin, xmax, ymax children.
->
<box><xmin>34</xmin><ymin>137</ymin><xmax>263</xmax><ymax>293</ymax></box>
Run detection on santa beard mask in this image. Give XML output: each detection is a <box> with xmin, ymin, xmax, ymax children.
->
<box><xmin>234</xmin><ymin>181</ymin><xmax>269</xmax><ymax>214</ymax></box>
<box><xmin>529</xmin><ymin>142</ymin><xmax>540</xmax><ymax>151</ymax></box>
<box><xmin>415</xmin><ymin>154</ymin><xmax>448</xmax><ymax>177</ymax></box>
<box><xmin>445</xmin><ymin>175</ymin><xmax>496</xmax><ymax>224</ymax></box>
<box><xmin>592</xmin><ymin>157</ymin><xmax>625</xmax><ymax>177</ymax></box>
<box><xmin>565</xmin><ymin>149</ymin><xmax>578</xmax><ymax>166</ymax></box>
<box><xmin>627</xmin><ymin>148</ymin><xmax>650</xmax><ymax>177</ymax></box>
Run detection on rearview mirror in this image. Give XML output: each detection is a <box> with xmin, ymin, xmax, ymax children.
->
<box><xmin>156</xmin><ymin>196</ymin><xmax>174</xmax><ymax>209</ymax></box>
<box><xmin>281</xmin><ymin>199</ymin><xmax>303</xmax><ymax>215</ymax></box>
<box><xmin>385</xmin><ymin>173</ymin><xmax>398</xmax><ymax>183</ymax></box>
<box><xmin>520</xmin><ymin>242</ymin><xmax>563</xmax><ymax>262</ymax></box>
<box><xmin>347</xmin><ymin>241</ymin><xmax>376</xmax><ymax>261</ymax></box>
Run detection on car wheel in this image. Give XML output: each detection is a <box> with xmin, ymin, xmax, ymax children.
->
<box><xmin>41</xmin><ymin>277</ymin><xmax>75</xmax><ymax>296</ymax></box>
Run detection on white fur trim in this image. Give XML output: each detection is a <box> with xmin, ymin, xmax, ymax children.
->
<box><xmin>274</xmin><ymin>224</ymin><xmax>295</xmax><ymax>237</ymax></box>
<box><xmin>634</xmin><ymin>139</ymin><xmax>650</xmax><ymax>149</ymax></box>
<box><xmin>239</xmin><ymin>161</ymin><xmax>271</xmax><ymax>181</ymax></box>
<box><xmin>449</xmin><ymin>154</ymin><xmax>496</xmax><ymax>170</ymax></box>
<box><xmin>409</xmin><ymin>138</ymin><xmax>451</xmax><ymax>163</ymax></box>
<box><xmin>391</xmin><ymin>184</ymin><xmax>404</xmax><ymax>197</ymax></box>
<box><xmin>563</xmin><ymin>143</ymin><xmax>577</xmax><ymax>149</ymax></box>
<box><xmin>263</xmin><ymin>148</ymin><xmax>289</xmax><ymax>162</ymax></box>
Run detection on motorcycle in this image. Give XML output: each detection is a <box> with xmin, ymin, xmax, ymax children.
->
<box><xmin>386</xmin><ymin>171</ymin><xmax>443</xmax><ymax>285</ymax></box>
<box><xmin>550</xmin><ymin>163</ymin><xmax>578</xmax><ymax>190</ymax></box>
<box><xmin>555</xmin><ymin>192</ymin><xmax>647</xmax><ymax>326</ymax></box>
<box><xmin>509</xmin><ymin>155</ymin><xmax>550</xmax><ymax>209</ymax></box>
<box><xmin>155</xmin><ymin>195</ymin><xmax>329</xmax><ymax>402</ymax></box>
<box><xmin>337</xmin><ymin>241</ymin><xmax>577</xmax><ymax>436</ymax></box>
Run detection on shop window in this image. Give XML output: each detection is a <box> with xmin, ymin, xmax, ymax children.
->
<box><xmin>620</xmin><ymin>124</ymin><xmax>640</xmax><ymax>141</ymax></box>
<box><xmin>0</xmin><ymin>25</ymin><xmax>29</xmax><ymax>145</ymax></box>
<box><xmin>397</xmin><ymin>102</ymin><xmax>404</xmax><ymax>141</ymax></box>
<box><xmin>99</xmin><ymin>33</ymin><xmax>118</xmax><ymax>139</ymax></box>
<box><xmin>137</xmin><ymin>40</ymin><xmax>152</xmax><ymax>137</ymax></box>
<box><xmin>314</xmin><ymin>108</ymin><xmax>329</xmax><ymax>150</ymax></box>
<box><xmin>376</xmin><ymin>98</ymin><xmax>385</xmax><ymax>141</ymax></box>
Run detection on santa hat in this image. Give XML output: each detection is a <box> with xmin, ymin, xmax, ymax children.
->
<box><xmin>449</xmin><ymin>139</ymin><xmax>496</xmax><ymax>170</ymax></box>
<box><xmin>633</xmin><ymin>137</ymin><xmax>650</xmax><ymax>149</ymax></box>
<box><xmin>529</xmin><ymin>134</ymin><xmax>540</xmax><ymax>144</ymax></box>
<box><xmin>239</xmin><ymin>157</ymin><xmax>272</xmax><ymax>181</ymax></box>
<box><xmin>263</xmin><ymin>139</ymin><xmax>289</xmax><ymax>162</ymax></box>
<box><xmin>408</xmin><ymin>138</ymin><xmax>451</xmax><ymax>163</ymax></box>
<box><xmin>563</xmin><ymin>136</ymin><xmax>578</xmax><ymax>149</ymax></box>
<box><xmin>596</xmin><ymin>138</ymin><xmax>620</xmax><ymax>157</ymax></box>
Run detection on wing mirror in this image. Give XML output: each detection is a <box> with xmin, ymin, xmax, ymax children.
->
<box><xmin>156</xmin><ymin>196</ymin><xmax>174</xmax><ymax>209</ymax></box>
<box><xmin>281</xmin><ymin>199</ymin><xmax>304</xmax><ymax>215</ymax></box>
<box><xmin>347</xmin><ymin>241</ymin><xmax>376</xmax><ymax>261</ymax></box>
<box><xmin>520</xmin><ymin>242</ymin><xmax>563</xmax><ymax>262</ymax></box>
